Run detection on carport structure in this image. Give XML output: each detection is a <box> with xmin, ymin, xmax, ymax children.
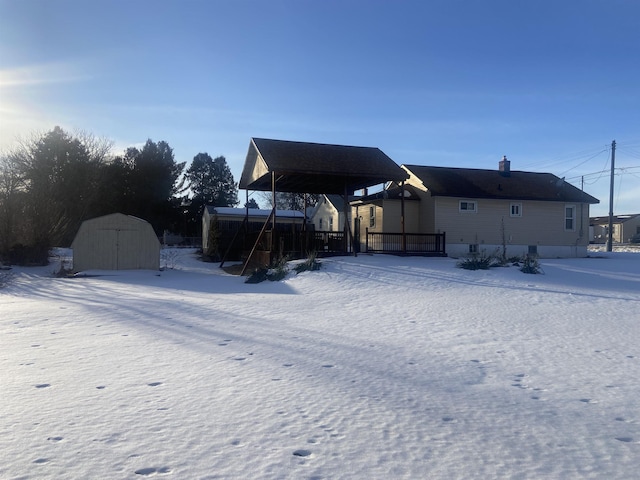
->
<box><xmin>237</xmin><ymin>138</ymin><xmax>409</xmax><ymax>273</ymax></box>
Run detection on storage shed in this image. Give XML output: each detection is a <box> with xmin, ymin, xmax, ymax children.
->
<box><xmin>72</xmin><ymin>213</ymin><xmax>161</xmax><ymax>271</ymax></box>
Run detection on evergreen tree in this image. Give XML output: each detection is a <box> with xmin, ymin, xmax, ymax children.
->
<box><xmin>185</xmin><ymin>153</ymin><xmax>238</xmax><ymax>207</ymax></box>
<box><xmin>183</xmin><ymin>153</ymin><xmax>238</xmax><ymax>236</ymax></box>
<box><xmin>244</xmin><ymin>198</ymin><xmax>259</xmax><ymax>209</ymax></box>
<box><xmin>104</xmin><ymin>139</ymin><xmax>186</xmax><ymax>234</ymax></box>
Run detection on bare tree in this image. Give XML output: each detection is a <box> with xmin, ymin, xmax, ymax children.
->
<box><xmin>9</xmin><ymin>126</ymin><xmax>113</xmax><ymax>247</ymax></box>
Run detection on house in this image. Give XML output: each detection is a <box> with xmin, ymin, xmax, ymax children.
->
<box><xmin>350</xmin><ymin>185</ymin><xmax>425</xmax><ymax>253</ymax></box>
<box><xmin>71</xmin><ymin>213</ymin><xmax>160</xmax><ymax>271</ymax></box>
<box><xmin>202</xmin><ymin>206</ymin><xmax>305</xmax><ymax>260</ymax></box>
<box><xmin>590</xmin><ymin>214</ymin><xmax>640</xmax><ymax>244</ymax></box>
<box><xmin>353</xmin><ymin>157</ymin><xmax>600</xmax><ymax>258</ymax></box>
<box><xmin>309</xmin><ymin>194</ymin><xmax>358</xmax><ymax>232</ymax></box>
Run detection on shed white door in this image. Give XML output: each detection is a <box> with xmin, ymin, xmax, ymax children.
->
<box><xmin>95</xmin><ymin>228</ymin><xmax>137</xmax><ymax>270</ymax></box>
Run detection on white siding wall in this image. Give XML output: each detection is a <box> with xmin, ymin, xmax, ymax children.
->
<box><xmin>434</xmin><ymin>198</ymin><xmax>591</xmax><ymax>257</ymax></box>
<box><xmin>312</xmin><ymin>199</ymin><xmax>340</xmax><ymax>231</ymax></box>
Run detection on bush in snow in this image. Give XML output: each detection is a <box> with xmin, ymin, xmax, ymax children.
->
<box><xmin>456</xmin><ymin>251</ymin><xmax>498</xmax><ymax>270</ymax></box>
<box><xmin>245</xmin><ymin>256</ymin><xmax>290</xmax><ymax>283</ymax></box>
<box><xmin>294</xmin><ymin>251</ymin><xmax>322</xmax><ymax>274</ymax></box>
<box><xmin>519</xmin><ymin>254</ymin><xmax>543</xmax><ymax>274</ymax></box>
<box><xmin>161</xmin><ymin>249</ymin><xmax>180</xmax><ymax>270</ymax></box>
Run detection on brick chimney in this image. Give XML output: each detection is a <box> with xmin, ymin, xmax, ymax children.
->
<box><xmin>499</xmin><ymin>155</ymin><xmax>511</xmax><ymax>177</ymax></box>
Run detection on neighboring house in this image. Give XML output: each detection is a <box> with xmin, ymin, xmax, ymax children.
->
<box><xmin>590</xmin><ymin>214</ymin><xmax>640</xmax><ymax>244</ymax></box>
<box><xmin>357</xmin><ymin>157</ymin><xmax>599</xmax><ymax>258</ymax></box>
<box><xmin>350</xmin><ymin>185</ymin><xmax>422</xmax><ymax>251</ymax></box>
<box><xmin>202</xmin><ymin>206</ymin><xmax>305</xmax><ymax>260</ymax></box>
<box><xmin>309</xmin><ymin>194</ymin><xmax>358</xmax><ymax>232</ymax></box>
<box><xmin>72</xmin><ymin>213</ymin><xmax>160</xmax><ymax>271</ymax></box>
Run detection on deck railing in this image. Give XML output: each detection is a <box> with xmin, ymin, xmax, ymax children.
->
<box><xmin>365</xmin><ymin>230</ymin><xmax>446</xmax><ymax>256</ymax></box>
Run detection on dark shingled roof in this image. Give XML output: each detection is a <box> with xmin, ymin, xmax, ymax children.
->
<box><xmin>404</xmin><ymin>165</ymin><xmax>600</xmax><ymax>204</ymax></box>
<box><xmin>239</xmin><ymin>138</ymin><xmax>409</xmax><ymax>194</ymax></box>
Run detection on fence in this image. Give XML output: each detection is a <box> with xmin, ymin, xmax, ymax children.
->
<box><xmin>365</xmin><ymin>230</ymin><xmax>446</xmax><ymax>256</ymax></box>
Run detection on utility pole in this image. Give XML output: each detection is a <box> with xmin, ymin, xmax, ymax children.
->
<box><xmin>607</xmin><ymin>140</ymin><xmax>616</xmax><ymax>252</ymax></box>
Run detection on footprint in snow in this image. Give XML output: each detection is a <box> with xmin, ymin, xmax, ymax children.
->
<box><xmin>615</xmin><ymin>437</ymin><xmax>635</xmax><ymax>443</ymax></box>
<box><xmin>293</xmin><ymin>449</ymin><xmax>312</xmax><ymax>457</ymax></box>
<box><xmin>147</xmin><ymin>382</ymin><xmax>163</xmax><ymax>387</ymax></box>
<box><xmin>35</xmin><ymin>384</ymin><xmax>50</xmax><ymax>389</ymax></box>
<box><xmin>134</xmin><ymin>466</ymin><xmax>171</xmax><ymax>476</ymax></box>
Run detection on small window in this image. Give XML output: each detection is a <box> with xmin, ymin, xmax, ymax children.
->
<box><xmin>528</xmin><ymin>245</ymin><xmax>538</xmax><ymax>255</ymax></box>
<box><xmin>469</xmin><ymin>244</ymin><xmax>479</xmax><ymax>254</ymax></box>
<box><xmin>329</xmin><ymin>217</ymin><xmax>334</xmax><ymax>231</ymax></box>
<box><xmin>369</xmin><ymin>206</ymin><xmax>376</xmax><ymax>228</ymax></box>
<box><xmin>510</xmin><ymin>203</ymin><xmax>522</xmax><ymax>217</ymax></box>
<box><xmin>319</xmin><ymin>218</ymin><xmax>323</xmax><ymax>229</ymax></box>
<box><xmin>459</xmin><ymin>201</ymin><xmax>477</xmax><ymax>213</ymax></box>
<box><xmin>565</xmin><ymin>205</ymin><xmax>576</xmax><ymax>231</ymax></box>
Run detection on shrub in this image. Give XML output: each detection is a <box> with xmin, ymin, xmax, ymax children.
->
<box><xmin>161</xmin><ymin>249</ymin><xmax>180</xmax><ymax>270</ymax></box>
<box><xmin>456</xmin><ymin>251</ymin><xmax>498</xmax><ymax>270</ymax></box>
<box><xmin>245</xmin><ymin>267</ymin><xmax>269</xmax><ymax>284</ymax></box>
<box><xmin>52</xmin><ymin>255</ymin><xmax>74</xmax><ymax>277</ymax></box>
<box><xmin>244</xmin><ymin>255</ymin><xmax>290</xmax><ymax>283</ymax></box>
<box><xmin>294</xmin><ymin>251</ymin><xmax>322</xmax><ymax>274</ymax></box>
<box><xmin>266</xmin><ymin>255</ymin><xmax>289</xmax><ymax>281</ymax></box>
<box><xmin>8</xmin><ymin>243</ymin><xmax>49</xmax><ymax>266</ymax></box>
<box><xmin>520</xmin><ymin>254</ymin><xmax>543</xmax><ymax>274</ymax></box>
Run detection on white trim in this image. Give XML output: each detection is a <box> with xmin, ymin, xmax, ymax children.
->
<box><xmin>459</xmin><ymin>200</ymin><xmax>477</xmax><ymax>213</ymax></box>
<box><xmin>564</xmin><ymin>204</ymin><xmax>576</xmax><ymax>231</ymax></box>
<box><xmin>510</xmin><ymin>202</ymin><xmax>522</xmax><ymax>217</ymax></box>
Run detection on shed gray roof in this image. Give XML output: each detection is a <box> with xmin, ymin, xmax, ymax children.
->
<box><xmin>239</xmin><ymin>138</ymin><xmax>409</xmax><ymax>194</ymax></box>
<box><xmin>205</xmin><ymin>206</ymin><xmax>304</xmax><ymax>218</ymax></box>
<box><xmin>404</xmin><ymin>165</ymin><xmax>600</xmax><ymax>204</ymax></box>
<box><xmin>590</xmin><ymin>213</ymin><xmax>640</xmax><ymax>224</ymax></box>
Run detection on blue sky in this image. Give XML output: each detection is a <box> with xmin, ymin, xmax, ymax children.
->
<box><xmin>1</xmin><ymin>0</ymin><xmax>640</xmax><ymax>215</ymax></box>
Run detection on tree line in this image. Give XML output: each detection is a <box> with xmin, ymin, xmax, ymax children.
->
<box><xmin>0</xmin><ymin>126</ymin><xmax>240</xmax><ymax>264</ymax></box>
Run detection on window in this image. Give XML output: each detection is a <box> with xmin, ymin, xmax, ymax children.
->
<box><xmin>510</xmin><ymin>203</ymin><xmax>522</xmax><ymax>217</ymax></box>
<box><xmin>565</xmin><ymin>205</ymin><xmax>576</xmax><ymax>231</ymax></box>
<box><xmin>469</xmin><ymin>244</ymin><xmax>479</xmax><ymax>254</ymax></box>
<box><xmin>319</xmin><ymin>218</ymin><xmax>323</xmax><ymax>229</ymax></box>
<box><xmin>459</xmin><ymin>201</ymin><xmax>477</xmax><ymax>213</ymax></box>
<box><xmin>369</xmin><ymin>206</ymin><xmax>376</xmax><ymax>228</ymax></box>
<box><xmin>329</xmin><ymin>217</ymin><xmax>334</xmax><ymax>231</ymax></box>
<box><xmin>528</xmin><ymin>245</ymin><xmax>538</xmax><ymax>255</ymax></box>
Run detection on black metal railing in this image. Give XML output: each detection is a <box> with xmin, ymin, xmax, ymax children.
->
<box><xmin>365</xmin><ymin>230</ymin><xmax>446</xmax><ymax>255</ymax></box>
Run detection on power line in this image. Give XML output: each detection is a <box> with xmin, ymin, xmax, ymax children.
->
<box><xmin>558</xmin><ymin>148</ymin><xmax>609</xmax><ymax>178</ymax></box>
<box><xmin>566</xmin><ymin>165</ymin><xmax>640</xmax><ymax>184</ymax></box>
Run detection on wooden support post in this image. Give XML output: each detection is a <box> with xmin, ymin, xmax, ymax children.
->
<box><xmin>344</xmin><ymin>182</ymin><xmax>356</xmax><ymax>256</ymax></box>
<box><xmin>240</xmin><ymin>207</ymin><xmax>275</xmax><ymax>276</ymax></box>
<box><xmin>401</xmin><ymin>181</ymin><xmax>406</xmax><ymax>254</ymax></box>
<box><xmin>271</xmin><ymin>172</ymin><xmax>276</xmax><ymax>253</ymax></box>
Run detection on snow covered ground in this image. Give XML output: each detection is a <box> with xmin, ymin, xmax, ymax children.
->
<box><xmin>2</xmin><ymin>248</ymin><xmax>640</xmax><ymax>479</ymax></box>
